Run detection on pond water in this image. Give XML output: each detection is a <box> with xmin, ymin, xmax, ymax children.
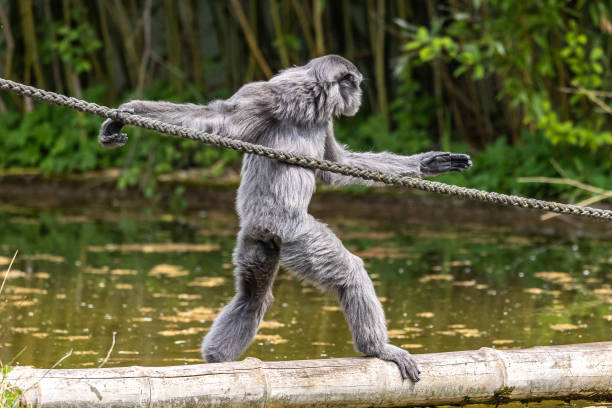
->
<box><xmin>0</xmin><ymin>191</ymin><xmax>611</xmax><ymax>379</ymax></box>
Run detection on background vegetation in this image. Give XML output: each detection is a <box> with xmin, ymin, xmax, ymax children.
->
<box><xmin>0</xmin><ymin>0</ymin><xmax>610</xmax><ymax>200</ymax></box>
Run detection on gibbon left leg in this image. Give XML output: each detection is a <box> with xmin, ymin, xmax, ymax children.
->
<box><xmin>279</xmin><ymin>218</ymin><xmax>420</xmax><ymax>382</ymax></box>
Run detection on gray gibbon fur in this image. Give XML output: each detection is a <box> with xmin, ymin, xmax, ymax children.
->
<box><xmin>99</xmin><ymin>55</ymin><xmax>472</xmax><ymax>382</ymax></box>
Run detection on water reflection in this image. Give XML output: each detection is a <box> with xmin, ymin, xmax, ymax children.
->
<box><xmin>0</xmin><ymin>203</ymin><xmax>610</xmax><ymax>371</ymax></box>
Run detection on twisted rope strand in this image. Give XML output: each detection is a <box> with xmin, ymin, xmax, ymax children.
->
<box><xmin>1</xmin><ymin>77</ymin><xmax>611</xmax><ymax>221</ymax></box>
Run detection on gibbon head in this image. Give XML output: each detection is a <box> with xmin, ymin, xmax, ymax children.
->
<box><xmin>306</xmin><ymin>54</ymin><xmax>363</xmax><ymax>117</ymax></box>
<box><xmin>270</xmin><ymin>55</ymin><xmax>363</xmax><ymax>123</ymax></box>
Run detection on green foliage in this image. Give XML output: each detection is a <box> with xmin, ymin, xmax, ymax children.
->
<box><xmin>1</xmin><ymin>365</ymin><xmax>26</xmax><ymax>408</ymax></box>
<box><xmin>436</xmin><ymin>132</ymin><xmax>611</xmax><ymax>200</ymax></box>
<box><xmin>336</xmin><ymin>67</ymin><xmax>436</xmax><ymax>156</ymax></box>
<box><xmin>51</xmin><ymin>6</ymin><xmax>102</xmax><ymax>73</ymax></box>
<box><xmin>400</xmin><ymin>0</ymin><xmax>612</xmax><ymax>149</ymax></box>
<box><xmin>0</xmin><ymin>88</ymin><xmax>104</xmax><ymax>173</ymax></box>
<box><xmin>1</xmin><ymin>0</ymin><xmax>610</xmax><ymax>200</ymax></box>
<box><xmin>0</xmin><ymin>84</ymin><xmax>239</xmax><ymax>194</ymax></box>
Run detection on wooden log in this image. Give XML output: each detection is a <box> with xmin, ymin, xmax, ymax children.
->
<box><xmin>7</xmin><ymin>342</ymin><xmax>612</xmax><ymax>407</ymax></box>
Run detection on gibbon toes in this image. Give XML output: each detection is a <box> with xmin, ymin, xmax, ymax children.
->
<box><xmin>377</xmin><ymin>344</ymin><xmax>421</xmax><ymax>382</ymax></box>
<box><xmin>420</xmin><ymin>152</ymin><xmax>472</xmax><ymax>175</ymax></box>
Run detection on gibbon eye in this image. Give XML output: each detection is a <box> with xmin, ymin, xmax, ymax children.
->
<box><xmin>340</xmin><ymin>74</ymin><xmax>354</xmax><ymax>86</ymax></box>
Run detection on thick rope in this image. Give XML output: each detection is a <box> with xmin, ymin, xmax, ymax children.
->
<box><xmin>1</xmin><ymin>77</ymin><xmax>611</xmax><ymax>221</ymax></box>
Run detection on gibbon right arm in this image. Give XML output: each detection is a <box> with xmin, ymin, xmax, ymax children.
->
<box><xmin>98</xmin><ymin>83</ymin><xmax>274</xmax><ymax>148</ymax></box>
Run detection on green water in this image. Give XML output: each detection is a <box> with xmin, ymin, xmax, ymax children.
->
<box><xmin>0</xmin><ymin>199</ymin><xmax>611</xmax><ymax>372</ymax></box>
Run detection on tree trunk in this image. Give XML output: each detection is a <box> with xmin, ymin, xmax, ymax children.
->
<box><xmin>7</xmin><ymin>342</ymin><xmax>612</xmax><ymax>408</ymax></box>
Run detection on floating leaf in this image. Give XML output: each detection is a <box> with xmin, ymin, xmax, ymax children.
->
<box><xmin>158</xmin><ymin>327</ymin><xmax>206</xmax><ymax>336</ymax></box>
<box><xmin>22</xmin><ymin>254</ymin><xmax>65</xmax><ymax>263</ymax></box>
<box><xmin>455</xmin><ymin>328</ymin><xmax>485</xmax><ymax>337</ymax></box>
<box><xmin>400</xmin><ymin>344</ymin><xmax>423</xmax><ymax>349</ymax></box>
<box><xmin>149</xmin><ymin>264</ymin><xmax>189</xmax><ymax>278</ymax></box>
<box><xmin>159</xmin><ymin>307</ymin><xmax>218</xmax><ymax>323</ymax></box>
<box><xmin>549</xmin><ymin>324</ymin><xmax>583</xmax><ymax>331</ymax></box>
<box><xmin>85</xmin><ymin>266</ymin><xmax>110</xmax><ymax>275</ymax></box>
<box><xmin>524</xmin><ymin>288</ymin><xmax>544</xmax><ymax>295</ymax></box>
<box><xmin>453</xmin><ymin>280</ymin><xmax>476</xmax><ymax>287</ymax></box>
<box><xmin>534</xmin><ymin>272</ymin><xmax>572</xmax><ymax>284</ymax></box>
<box><xmin>260</xmin><ymin>320</ymin><xmax>284</xmax><ymax>329</ymax></box>
<box><xmin>88</xmin><ymin>243</ymin><xmax>220</xmax><ymax>253</ymax></box>
<box><xmin>56</xmin><ymin>335</ymin><xmax>90</xmax><ymax>341</ymax></box>
<box><xmin>6</xmin><ymin>286</ymin><xmax>47</xmax><ymax>295</ymax></box>
<box><xmin>10</xmin><ymin>327</ymin><xmax>39</xmax><ymax>333</ymax></box>
<box><xmin>419</xmin><ymin>274</ymin><xmax>453</xmax><ymax>283</ymax></box>
<box><xmin>255</xmin><ymin>334</ymin><xmax>288</xmax><ymax>344</ymax></box>
<box><xmin>132</xmin><ymin>317</ymin><xmax>153</xmax><ymax>322</ymax></box>
<box><xmin>111</xmin><ymin>269</ymin><xmax>138</xmax><ymax>276</ymax></box>
<box><xmin>188</xmin><ymin>276</ymin><xmax>225</xmax><ymax>287</ymax></box>
<box><xmin>177</xmin><ymin>294</ymin><xmax>202</xmax><ymax>300</ymax></box>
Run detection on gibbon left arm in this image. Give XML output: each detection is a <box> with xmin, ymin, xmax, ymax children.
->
<box><xmin>318</xmin><ymin>124</ymin><xmax>472</xmax><ymax>186</ymax></box>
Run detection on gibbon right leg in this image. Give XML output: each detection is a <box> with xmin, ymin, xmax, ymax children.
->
<box><xmin>201</xmin><ymin>228</ymin><xmax>280</xmax><ymax>363</ymax></box>
<box><xmin>279</xmin><ymin>218</ymin><xmax>420</xmax><ymax>382</ymax></box>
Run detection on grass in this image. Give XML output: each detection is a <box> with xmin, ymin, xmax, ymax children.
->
<box><xmin>0</xmin><ymin>251</ymin><xmax>27</xmax><ymax>408</ymax></box>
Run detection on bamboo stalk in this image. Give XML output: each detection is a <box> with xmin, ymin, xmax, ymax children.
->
<box><xmin>18</xmin><ymin>0</ymin><xmax>46</xmax><ymax>89</ymax></box>
<box><xmin>109</xmin><ymin>0</ymin><xmax>139</xmax><ymax>86</ymax></box>
<box><xmin>313</xmin><ymin>0</ymin><xmax>326</xmax><ymax>55</ymax></box>
<box><xmin>178</xmin><ymin>0</ymin><xmax>207</xmax><ymax>96</ymax></box>
<box><xmin>229</xmin><ymin>0</ymin><xmax>273</xmax><ymax>79</ymax></box>
<box><xmin>0</xmin><ymin>2</ymin><xmax>15</xmax><ymax>79</ymax></box>
<box><xmin>0</xmin><ymin>1</ymin><xmax>13</xmax><ymax>113</ymax></box>
<box><xmin>162</xmin><ymin>0</ymin><xmax>183</xmax><ymax>93</ymax></box>
<box><xmin>245</xmin><ymin>0</ymin><xmax>259</xmax><ymax>82</ymax></box>
<box><xmin>95</xmin><ymin>0</ymin><xmax>117</xmax><ymax>102</ymax></box>
<box><xmin>342</xmin><ymin>0</ymin><xmax>355</xmax><ymax>61</ymax></box>
<box><xmin>135</xmin><ymin>0</ymin><xmax>153</xmax><ymax>97</ymax></box>
<box><xmin>270</xmin><ymin>0</ymin><xmax>290</xmax><ymax>67</ymax></box>
<box><xmin>290</xmin><ymin>0</ymin><xmax>316</xmax><ymax>56</ymax></box>
<box><xmin>426</xmin><ymin>0</ymin><xmax>444</xmax><ymax>144</ymax></box>
<box><xmin>7</xmin><ymin>342</ymin><xmax>612</xmax><ymax>407</ymax></box>
<box><xmin>367</xmin><ymin>0</ymin><xmax>389</xmax><ymax>127</ymax></box>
